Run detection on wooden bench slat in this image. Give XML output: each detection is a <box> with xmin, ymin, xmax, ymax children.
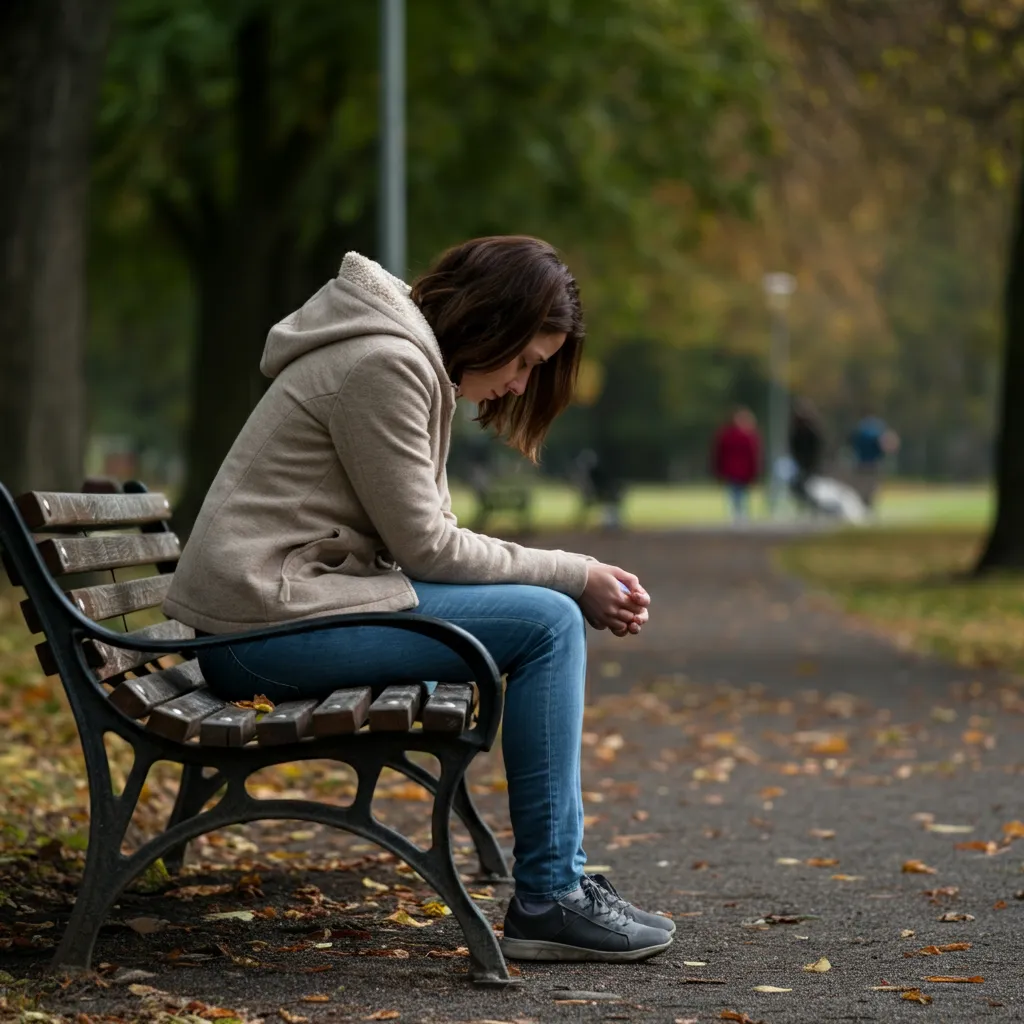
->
<box><xmin>21</xmin><ymin>573</ymin><xmax>174</xmax><ymax>634</ymax></box>
<box><xmin>109</xmin><ymin>659</ymin><xmax>205</xmax><ymax>718</ymax></box>
<box><xmin>15</xmin><ymin>491</ymin><xmax>172</xmax><ymax>530</ymax></box>
<box><xmin>35</xmin><ymin>619</ymin><xmax>195</xmax><ymax>680</ymax></box>
<box><xmin>256</xmin><ymin>699</ymin><xmax>320</xmax><ymax>745</ymax></box>
<box><xmin>311</xmin><ymin>687</ymin><xmax>372</xmax><ymax>737</ymax></box>
<box><xmin>146</xmin><ymin>688</ymin><xmax>228</xmax><ymax>742</ymax></box>
<box><xmin>199</xmin><ymin>705</ymin><xmax>257</xmax><ymax>747</ymax></box>
<box><xmin>422</xmin><ymin>683</ymin><xmax>474</xmax><ymax>733</ymax></box>
<box><xmin>369</xmin><ymin>684</ymin><xmax>422</xmax><ymax>732</ymax></box>
<box><xmin>37</xmin><ymin>532</ymin><xmax>180</xmax><ymax>576</ymax></box>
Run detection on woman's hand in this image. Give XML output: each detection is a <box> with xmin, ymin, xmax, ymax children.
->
<box><xmin>579</xmin><ymin>563</ymin><xmax>650</xmax><ymax>637</ymax></box>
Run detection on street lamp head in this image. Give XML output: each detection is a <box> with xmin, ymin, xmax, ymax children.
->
<box><xmin>762</xmin><ymin>271</ymin><xmax>797</xmax><ymax>312</ymax></box>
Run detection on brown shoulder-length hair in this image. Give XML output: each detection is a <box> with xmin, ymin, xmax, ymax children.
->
<box><xmin>410</xmin><ymin>235</ymin><xmax>584</xmax><ymax>462</ymax></box>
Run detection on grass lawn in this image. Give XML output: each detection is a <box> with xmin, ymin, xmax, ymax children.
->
<box><xmin>778</xmin><ymin>528</ymin><xmax>1024</xmax><ymax>676</ymax></box>
<box><xmin>449</xmin><ymin>481</ymin><xmax>993</xmax><ymax>531</ymax></box>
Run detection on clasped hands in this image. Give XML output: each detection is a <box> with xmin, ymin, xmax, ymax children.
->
<box><xmin>578</xmin><ymin>562</ymin><xmax>650</xmax><ymax>637</ymax></box>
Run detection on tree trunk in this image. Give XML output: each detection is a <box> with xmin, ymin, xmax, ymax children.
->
<box><xmin>975</xmin><ymin>157</ymin><xmax>1024</xmax><ymax>572</ymax></box>
<box><xmin>0</xmin><ymin>0</ymin><xmax>111</xmax><ymax>495</ymax></box>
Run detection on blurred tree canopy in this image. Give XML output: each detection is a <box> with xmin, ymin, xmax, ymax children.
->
<box><xmin>90</xmin><ymin>0</ymin><xmax>772</xmax><ymax>528</ymax></box>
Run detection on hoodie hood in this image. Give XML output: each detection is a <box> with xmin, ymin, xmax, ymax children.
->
<box><xmin>261</xmin><ymin>252</ymin><xmax>451</xmax><ymax>386</ymax></box>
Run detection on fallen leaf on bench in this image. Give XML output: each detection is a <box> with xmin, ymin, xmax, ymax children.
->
<box><xmin>803</xmin><ymin>957</ymin><xmax>832</xmax><ymax>973</ymax></box>
<box><xmin>278</xmin><ymin>1010</ymin><xmax>309</xmax><ymax>1023</ymax></box>
<box><xmin>364</xmin><ymin>1012</ymin><xmax>400</xmax><ymax>1021</ymax></box>
<box><xmin>166</xmin><ymin>883</ymin><xmax>233</xmax><ymax>899</ymax></box>
<box><xmin>420</xmin><ymin>900</ymin><xmax>451</xmax><ymax>917</ymax></box>
<box><xmin>362</xmin><ymin>877</ymin><xmax>389</xmax><ymax>892</ymax></box>
<box><xmin>386</xmin><ymin>909</ymin><xmax>430</xmax><ymax>928</ymax></box>
<box><xmin>901</xmin><ymin>989</ymin><xmax>932</xmax><ymax>1004</ymax></box>
<box><xmin>125</xmin><ymin>917</ymin><xmax>168</xmax><ymax>935</ymax></box>
<box><xmin>921</xmin><ymin>975</ymin><xmax>985</xmax><ymax>983</ymax></box>
<box><xmin>204</xmin><ymin>910</ymin><xmax>255</xmax><ymax>922</ymax></box>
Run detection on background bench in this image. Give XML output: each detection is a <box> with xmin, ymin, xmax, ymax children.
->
<box><xmin>0</xmin><ymin>480</ymin><xmax>514</xmax><ymax>985</ymax></box>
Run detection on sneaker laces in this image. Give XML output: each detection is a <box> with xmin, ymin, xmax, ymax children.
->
<box><xmin>579</xmin><ymin>875</ymin><xmax>631</xmax><ymax>925</ymax></box>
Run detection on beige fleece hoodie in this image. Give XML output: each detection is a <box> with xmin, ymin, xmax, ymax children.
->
<box><xmin>163</xmin><ymin>252</ymin><xmax>591</xmax><ymax>633</ymax></box>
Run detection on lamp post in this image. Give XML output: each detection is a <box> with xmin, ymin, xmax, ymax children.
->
<box><xmin>379</xmin><ymin>0</ymin><xmax>406</xmax><ymax>278</ymax></box>
<box><xmin>762</xmin><ymin>272</ymin><xmax>797</xmax><ymax>517</ymax></box>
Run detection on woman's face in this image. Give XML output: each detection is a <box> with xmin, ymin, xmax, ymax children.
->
<box><xmin>458</xmin><ymin>331</ymin><xmax>566</xmax><ymax>404</ymax></box>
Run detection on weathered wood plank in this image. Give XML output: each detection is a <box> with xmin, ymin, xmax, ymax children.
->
<box><xmin>35</xmin><ymin>620</ymin><xmax>194</xmax><ymax>680</ymax></box>
<box><xmin>256</xmin><ymin>699</ymin><xmax>319</xmax><ymax>746</ymax></box>
<box><xmin>15</xmin><ymin>491</ymin><xmax>172</xmax><ymax>530</ymax></box>
<box><xmin>311</xmin><ymin>687</ymin><xmax>372</xmax><ymax>737</ymax></box>
<box><xmin>369</xmin><ymin>685</ymin><xmax>422</xmax><ymax>732</ymax></box>
<box><xmin>21</xmin><ymin>573</ymin><xmax>174</xmax><ymax>634</ymax></box>
<box><xmin>146</xmin><ymin>688</ymin><xmax>228</xmax><ymax>743</ymax></box>
<box><xmin>108</xmin><ymin>659</ymin><xmax>205</xmax><ymax>718</ymax></box>
<box><xmin>199</xmin><ymin>705</ymin><xmax>257</xmax><ymax>747</ymax></box>
<box><xmin>37</xmin><ymin>532</ymin><xmax>180</xmax><ymax>576</ymax></box>
<box><xmin>422</xmin><ymin>683</ymin><xmax>474</xmax><ymax>733</ymax></box>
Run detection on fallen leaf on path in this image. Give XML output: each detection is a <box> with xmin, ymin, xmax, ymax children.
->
<box><xmin>938</xmin><ymin>912</ymin><xmax>974</xmax><ymax>922</ymax></box>
<box><xmin>420</xmin><ymin>900</ymin><xmax>450</xmax><ymax>917</ymax></box>
<box><xmin>907</xmin><ymin>943</ymin><xmax>971</xmax><ymax>956</ymax></box>
<box><xmin>776</xmin><ymin>857</ymin><xmax>801</xmax><ymax>866</ymax></box>
<box><xmin>683</xmin><ymin>960</ymin><xmax>707</xmax><ymax>966</ymax></box>
<box><xmin>683</xmin><ymin>977</ymin><xmax>727</xmax><ymax>984</ymax></box>
<box><xmin>362</xmin><ymin>877</ymin><xmax>389</xmax><ymax>892</ymax></box>
<box><xmin>808</xmin><ymin>828</ymin><xmax>836</xmax><ymax>839</ymax></box>
<box><xmin>166</xmin><ymin>883</ymin><xmax>233</xmax><ymax>899</ymax></box>
<box><xmin>759</xmin><ymin>786</ymin><xmax>785</xmax><ymax>800</ymax></box>
<box><xmin>954</xmin><ymin>841</ymin><xmax>998</xmax><ymax>854</ymax></box>
<box><xmin>806</xmin><ymin>857</ymin><xmax>840</xmax><ymax>868</ymax></box>
<box><xmin>279</xmin><ymin>1011</ymin><xmax>308</xmax><ymax>1024</ymax></box>
<box><xmin>300</xmin><ymin>995</ymin><xmax>330</xmax><ymax>1003</ymax></box>
<box><xmin>831</xmin><ymin>874</ymin><xmax>863</xmax><ymax>881</ymax></box>
<box><xmin>125</xmin><ymin>917</ymin><xmax>168</xmax><ymax>935</ymax></box>
<box><xmin>1002</xmin><ymin>820</ymin><xmax>1024</xmax><ymax>838</ymax></box>
<box><xmin>871</xmin><ymin>985</ymin><xmax>917</xmax><ymax>991</ymax></box>
<box><xmin>364</xmin><ymin>1013</ymin><xmax>400</xmax><ymax>1021</ymax></box>
<box><xmin>753</xmin><ymin>985</ymin><xmax>792</xmax><ymax>992</ymax></box>
<box><xmin>923</xmin><ymin>886</ymin><xmax>959</xmax><ymax>902</ymax></box>
<box><xmin>902</xmin><ymin>860</ymin><xmax>937</xmax><ymax>874</ymax></box>
<box><xmin>926</xmin><ymin>823</ymin><xmax>974</xmax><ymax>834</ymax></box>
<box><xmin>900</xmin><ymin>929</ymin><xmax>915</xmax><ymax>938</ymax></box>
<box><xmin>993</xmin><ymin>900</ymin><xmax>1007</xmax><ymax>910</ymax></box>
<box><xmin>385</xmin><ymin>909</ymin><xmax>429</xmax><ymax>928</ymax></box>
<box><xmin>803</xmin><ymin>957</ymin><xmax>832</xmax><ymax>973</ymax></box>
<box><xmin>719</xmin><ymin>1012</ymin><xmax>762</xmax><ymax>1024</ymax></box>
<box><xmin>921</xmin><ymin>975</ymin><xmax>984</xmax><ymax>983</ymax></box>
<box><xmin>901</xmin><ymin>989</ymin><xmax>932</xmax><ymax>1004</ymax></box>
<box><xmin>204</xmin><ymin>910</ymin><xmax>254</xmax><ymax>922</ymax></box>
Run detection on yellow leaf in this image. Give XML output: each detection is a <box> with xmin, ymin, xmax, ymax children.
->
<box><xmin>278</xmin><ymin>1010</ymin><xmax>309</xmax><ymax>1024</ymax></box>
<box><xmin>926</xmin><ymin>823</ymin><xmax>974</xmax><ymax>834</ymax></box>
<box><xmin>901</xmin><ymin>859</ymin><xmax>937</xmax><ymax>874</ymax></box>
<box><xmin>803</xmin><ymin>957</ymin><xmax>831</xmax><ymax>973</ymax></box>
<box><xmin>386</xmin><ymin>909</ymin><xmax>430</xmax><ymax>928</ymax></box>
<box><xmin>753</xmin><ymin>985</ymin><xmax>792</xmax><ymax>992</ymax></box>
<box><xmin>901</xmin><ymin>989</ymin><xmax>932</xmax><ymax>1004</ymax></box>
<box><xmin>362</xmin><ymin>877</ymin><xmax>389</xmax><ymax>892</ymax></box>
<box><xmin>420</xmin><ymin>900</ymin><xmax>451</xmax><ymax>918</ymax></box>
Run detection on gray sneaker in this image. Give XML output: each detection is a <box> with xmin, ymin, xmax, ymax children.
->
<box><xmin>501</xmin><ymin>883</ymin><xmax>673</xmax><ymax>962</ymax></box>
<box><xmin>586</xmin><ymin>873</ymin><xmax>676</xmax><ymax>934</ymax></box>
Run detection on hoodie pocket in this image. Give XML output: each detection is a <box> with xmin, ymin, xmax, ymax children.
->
<box><xmin>279</xmin><ymin>527</ymin><xmax>384</xmax><ymax>603</ymax></box>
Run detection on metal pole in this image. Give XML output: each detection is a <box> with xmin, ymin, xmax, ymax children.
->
<box><xmin>379</xmin><ymin>0</ymin><xmax>406</xmax><ymax>278</ymax></box>
<box><xmin>768</xmin><ymin>308</ymin><xmax>791</xmax><ymax>516</ymax></box>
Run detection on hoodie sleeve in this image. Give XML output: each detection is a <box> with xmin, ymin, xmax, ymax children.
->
<box><xmin>328</xmin><ymin>346</ymin><xmax>590</xmax><ymax>597</ymax></box>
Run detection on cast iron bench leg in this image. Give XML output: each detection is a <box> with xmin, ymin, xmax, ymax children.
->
<box><xmin>163</xmin><ymin>765</ymin><xmax>225</xmax><ymax>874</ymax></box>
<box><xmin>390</xmin><ymin>753</ymin><xmax>511</xmax><ymax>880</ymax></box>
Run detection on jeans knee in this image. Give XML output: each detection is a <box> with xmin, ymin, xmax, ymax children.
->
<box><xmin>534</xmin><ymin>589</ymin><xmax>586</xmax><ymax>639</ymax></box>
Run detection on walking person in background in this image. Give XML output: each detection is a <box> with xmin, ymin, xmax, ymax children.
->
<box><xmin>711</xmin><ymin>407</ymin><xmax>761</xmax><ymax>522</ymax></box>
<box><xmin>789</xmin><ymin>398</ymin><xmax>825</xmax><ymax>511</ymax></box>
<box><xmin>848</xmin><ymin>412</ymin><xmax>900</xmax><ymax>511</ymax></box>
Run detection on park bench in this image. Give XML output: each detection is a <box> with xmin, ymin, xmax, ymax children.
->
<box><xmin>0</xmin><ymin>480</ymin><xmax>514</xmax><ymax>985</ymax></box>
<box><xmin>470</xmin><ymin>480</ymin><xmax>533</xmax><ymax>534</ymax></box>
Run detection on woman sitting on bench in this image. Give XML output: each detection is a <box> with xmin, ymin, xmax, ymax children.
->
<box><xmin>163</xmin><ymin>236</ymin><xmax>671</xmax><ymax>962</ymax></box>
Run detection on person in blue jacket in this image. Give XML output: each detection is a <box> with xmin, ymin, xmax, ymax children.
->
<box><xmin>848</xmin><ymin>413</ymin><xmax>900</xmax><ymax>510</ymax></box>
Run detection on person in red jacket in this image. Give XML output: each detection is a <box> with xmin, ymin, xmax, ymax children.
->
<box><xmin>711</xmin><ymin>407</ymin><xmax>762</xmax><ymax>522</ymax></box>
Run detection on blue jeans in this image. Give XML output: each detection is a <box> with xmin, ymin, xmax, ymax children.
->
<box><xmin>727</xmin><ymin>482</ymin><xmax>750</xmax><ymax>521</ymax></box>
<box><xmin>197</xmin><ymin>582</ymin><xmax>588</xmax><ymax>900</ymax></box>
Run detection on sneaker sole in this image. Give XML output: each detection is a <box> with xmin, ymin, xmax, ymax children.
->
<box><xmin>500</xmin><ymin>934</ymin><xmax>673</xmax><ymax>963</ymax></box>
